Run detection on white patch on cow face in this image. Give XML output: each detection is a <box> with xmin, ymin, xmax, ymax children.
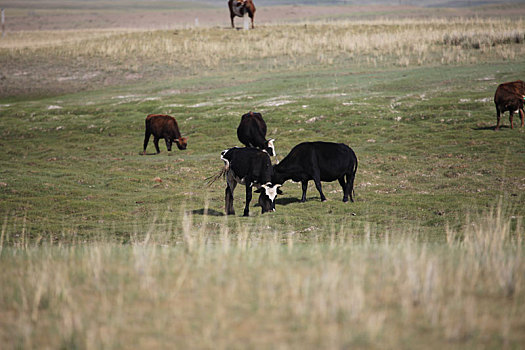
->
<box><xmin>267</xmin><ymin>139</ymin><xmax>276</xmax><ymax>156</ymax></box>
<box><xmin>262</xmin><ymin>183</ymin><xmax>280</xmax><ymax>201</ymax></box>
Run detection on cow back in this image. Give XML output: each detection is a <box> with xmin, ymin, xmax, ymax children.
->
<box><xmin>495</xmin><ymin>80</ymin><xmax>525</xmax><ymax>102</ymax></box>
<box><xmin>222</xmin><ymin>147</ymin><xmax>272</xmax><ymax>184</ymax></box>
<box><xmin>237</xmin><ymin>112</ymin><xmax>268</xmax><ymax>149</ymax></box>
<box><xmin>146</xmin><ymin>114</ymin><xmax>182</xmax><ymax>139</ymax></box>
<box><xmin>274</xmin><ymin>141</ymin><xmax>357</xmax><ymax>183</ymax></box>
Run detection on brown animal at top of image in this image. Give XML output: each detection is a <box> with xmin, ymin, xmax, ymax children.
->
<box><xmin>228</xmin><ymin>0</ymin><xmax>256</xmax><ymax>29</ymax></box>
<box><xmin>142</xmin><ymin>114</ymin><xmax>187</xmax><ymax>155</ymax></box>
<box><xmin>494</xmin><ymin>80</ymin><xmax>525</xmax><ymax>130</ymax></box>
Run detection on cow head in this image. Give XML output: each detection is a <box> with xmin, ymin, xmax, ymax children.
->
<box><xmin>265</xmin><ymin>139</ymin><xmax>276</xmax><ymax>157</ymax></box>
<box><xmin>175</xmin><ymin>137</ymin><xmax>188</xmax><ymax>150</ymax></box>
<box><xmin>255</xmin><ymin>183</ymin><xmax>281</xmax><ymax>213</ymax></box>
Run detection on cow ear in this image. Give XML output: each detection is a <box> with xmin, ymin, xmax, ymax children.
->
<box><xmin>254</xmin><ymin>188</ymin><xmax>263</xmax><ymax>193</ymax></box>
<box><xmin>277</xmin><ymin>187</ymin><xmax>283</xmax><ymax>195</ymax></box>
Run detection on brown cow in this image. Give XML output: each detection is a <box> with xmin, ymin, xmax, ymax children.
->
<box><xmin>142</xmin><ymin>114</ymin><xmax>187</xmax><ymax>155</ymax></box>
<box><xmin>494</xmin><ymin>80</ymin><xmax>525</xmax><ymax>130</ymax></box>
<box><xmin>228</xmin><ymin>0</ymin><xmax>255</xmax><ymax>29</ymax></box>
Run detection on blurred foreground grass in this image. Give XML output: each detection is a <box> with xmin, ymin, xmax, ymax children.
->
<box><xmin>1</xmin><ymin>207</ymin><xmax>523</xmax><ymax>349</ymax></box>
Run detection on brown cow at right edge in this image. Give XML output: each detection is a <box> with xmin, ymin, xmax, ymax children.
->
<box><xmin>142</xmin><ymin>114</ymin><xmax>187</xmax><ymax>155</ymax></box>
<box><xmin>494</xmin><ymin>80</ymin><xmax>525</xmax><ymax>130</ymax></box>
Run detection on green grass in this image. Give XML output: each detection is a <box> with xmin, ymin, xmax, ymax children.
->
<box><xmin>1</xmin><ymin>60</ymin><xmax>523</xmax><ymax>241</ymax></box>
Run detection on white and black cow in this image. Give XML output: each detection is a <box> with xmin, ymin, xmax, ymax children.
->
<box><xmin>221</xmin><ymin>147</ymin><xmax>281</xmax><ymax>216</ymax></box>
<box><xmin>237</xmin><ymin>111</ymin><xmax>275</xmax><ymax>156</ymax></box>
<box><xmin>272</xmin><ymin>141</ymin><xmax>358</xmax><ymax>203</ymax></box>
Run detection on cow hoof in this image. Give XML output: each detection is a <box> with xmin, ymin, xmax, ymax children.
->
<box><xmin>343</xmin><ymin>198</ymin><xmax>348</xmax><ymax>203</ymax></box>
<box><xmin>321</xmin><ymin>198</ymin><xmax>327</xmax><ymax>202</ymax></box>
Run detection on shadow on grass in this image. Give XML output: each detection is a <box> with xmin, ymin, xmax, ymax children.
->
<box><xmin>471</xmin><ymin>125</ymin><xmax>514</xmax><ymax>131</ymax></box>
<box><xmin>276</xmin><ymin>197</ymin><xmax>304</xmax><ymax>206</ymax></box>
<box><xmin>191</xmin><ymin>208</ymin><xmax>224</xmax><ymax>216</ymax></box>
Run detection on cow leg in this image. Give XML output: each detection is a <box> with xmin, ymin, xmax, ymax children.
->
<box><xmin>301</xmin><ymin>181</ymin><xmax>308</xmax><ymax>202</ymax></box>
<box><xmin>165</xmin><ymin>138</ymin><xmax>172</xmax><ymax>152</ymax></box>
<box><xmin>142</xmin><ymin>130</ymin><xmax>151</xmax><ymax>154</ymax></box>
<box><xmin>153</xmin><ymin>137</ymin><xmax>161</xmax><ymax>154</ymax></box>
<box><xmin>520</xmin><ymin>108</ymin><xmax>524</xmax><ymax>127</ymax></box>
<box><xmin>225</xmin><ymin>184</ymin><xmax>236</xmax><ymax>215</ymax></box>
<box><xmin>250</xmin><ymin>14</ymin><xmax>254</xmax><ymax>29</ymax></box>
<box><xmin>346</xmin><ymin>172</ymin><xmax>356</xmax><ymax>203</ymax></box>
<box><xmin>495</xmin><ymin>106</ymin><xmax>501</xmax><ymax>130</ymax></box>
<box><xmin>509</xmin><ymin>110</ymin><xmax>514</xmax><ymax>129</ymax></box>
<box><xmin>231</xmin><ymin>15</ymin><xmax>235</xmax><ymax>28</ymax></box>
<box><xmin>338</xmin><ymin>177</ymin><xmax>348</xmax><ymax>202</ymax></box>
<box><xmin>243</xmin><ymin>184</ymin><xmax>252</xmax><ymax>217</ymax></box>
<box><xmin>313</xmin><ymin>178</ymin><xmax>327</xmax><ymax>202</ymax></box>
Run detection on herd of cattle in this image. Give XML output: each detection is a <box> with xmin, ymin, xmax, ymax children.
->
<box><xmin>141</xmin><ymin>80</ymin><xmax>524</xmax><ymax>216</ymax></box>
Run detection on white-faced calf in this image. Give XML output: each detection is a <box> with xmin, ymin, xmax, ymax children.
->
<box><xmin>221</xmin><ymin>147</ymin><xmax>280</xmax><ymax>216</ymax></box>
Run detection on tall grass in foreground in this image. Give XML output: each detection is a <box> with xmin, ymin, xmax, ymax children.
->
<box><xmin>0</xmin><ymin>207</ymin><xmax>523</xmax><ymax>349</ymax></box>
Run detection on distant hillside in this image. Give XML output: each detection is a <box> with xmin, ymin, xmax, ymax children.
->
<box><xmin>212</xmin><ymin>0</ymin><xmax>524</xmax><ymax>6</ymax></box>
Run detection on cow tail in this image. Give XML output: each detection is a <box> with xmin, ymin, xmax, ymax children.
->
<box><xmin>205</xmin><ymin>167</ymin><xmax>227</xmax><ymax>187</ymax></box>
<box><xmin>205</xmin><ymin>156</ymin><xmax>230</xmax><ymax>187</ymax></box>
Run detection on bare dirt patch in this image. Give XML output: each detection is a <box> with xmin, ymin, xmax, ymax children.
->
<box><xmin>4</xmin><ymin>4</ymin><xmax>525</xmax><ymax>32</ymax></box>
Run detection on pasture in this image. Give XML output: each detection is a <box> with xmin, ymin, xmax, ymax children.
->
<box><xmin>0</xmin><ymin>2</ymin><xmax>524</xmax><ymax>349</ymax></box>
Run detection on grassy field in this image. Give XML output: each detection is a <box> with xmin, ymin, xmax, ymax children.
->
<box><xmin>0</xmin><ymin>4</ymin><xmax>524</xmax><ymax>349</ymax></box>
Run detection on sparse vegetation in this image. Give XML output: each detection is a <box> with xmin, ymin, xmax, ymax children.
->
<box><xmin>0</xmin><ymin>2</ymin><xmax>524</xmax><ymax>349</ymax></box>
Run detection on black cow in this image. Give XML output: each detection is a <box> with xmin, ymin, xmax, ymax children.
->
<box><xmin>494</xmin><ymin>80</ymin><xmax>525</xmax><ymax>130</ymax></box>
<box><xmin>272</xmin><ymin>142</ymin><xmax>358</xmax><ymax>203</ymax></box>
<box><xmin>221</xmin><ymin>147</ymin><xmax>281</xmax><ymax>216</ymax></box>
<box><xmin>237</xmin><ymin>112</ymin><xmax>275</xmax><ymax>156</ymax></box>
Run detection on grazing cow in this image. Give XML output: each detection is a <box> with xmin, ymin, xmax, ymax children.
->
<box><xmin>142</xmin><ymin>114</ymin><xmax>187</xmax><ymax>154</ymax></box>
<box><xmin>237</xmin><ymin>112</ymin><xmax>276</xmax><ymax>156</ymax></box>
<box><xmin>272</xmin><ymin>142</ymin><xmax>358</xmax><ymax>203</ymax></box>
<box><xmin>494</xmin><ymin>80</ymin><xmax>525</xmax><ymax>130</ymax></box>
<box><xmin>228</xmin><ymin>0</ymin><xmax>256</xmax><ymax>29</ymax></box>
<box><xmin>221</xmin><ymin>147</ymin><xmax>280</xmax><ymax>216</ymax></box>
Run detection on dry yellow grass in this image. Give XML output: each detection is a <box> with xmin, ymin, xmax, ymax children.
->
<box><xmin>2</xmin><ymin>17</ymin><xmax>524</xmax><ymax>96</ymax></box>
<box><xmin>1</xmin><ymin>207</ymin><xmax>523</xmax><ymax>349</ymax></box>
<box><xmin>2</xmin><ymin>18</ymin><xmax>524</xmax><ymax>65</ymax></box>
